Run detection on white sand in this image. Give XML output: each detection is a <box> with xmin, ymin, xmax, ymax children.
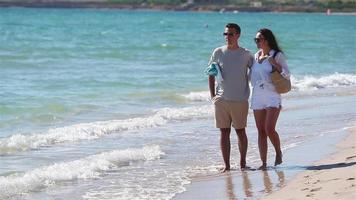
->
<box><xmin>262</xmin><ymin>128</ymin><xmax>356</xmax><ymax>200</ymax></box>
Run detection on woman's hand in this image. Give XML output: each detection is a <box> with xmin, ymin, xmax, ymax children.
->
<box><xmin>268</xmin><ymin>57</ymin><xmax>282</xmax><ymax>72</ymax></box>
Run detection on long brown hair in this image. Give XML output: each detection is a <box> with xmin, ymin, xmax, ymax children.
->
<box><xmin>258</xmin><ymin>28</ymin><xmax>283</xmax><ymax>53</ymax></box>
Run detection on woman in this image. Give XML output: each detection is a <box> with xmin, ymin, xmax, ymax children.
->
<box><xmin>250</xmin><ymin>28</ymin><xmax>290</xmax><ymax>170</ymax></box>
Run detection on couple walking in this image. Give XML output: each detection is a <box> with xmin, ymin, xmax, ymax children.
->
<box><xmin>208</xmin><ymin>23</ymin><xmax>290</xmax><ymax>171</ymax></box>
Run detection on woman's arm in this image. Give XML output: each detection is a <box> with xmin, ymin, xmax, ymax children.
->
<box><xmin>269</xmin><ymin>52</ymin><xmax>290</xmax><ymax>78</ymax></box>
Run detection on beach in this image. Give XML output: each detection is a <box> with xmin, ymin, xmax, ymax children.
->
<box><xmin>262</xmin><ymin>128</ymin><xmax>356</xmax><ymax>200</ymax></box>
<box><xmin>0</xmin><ymin>0</ymin><xmax>356</xmax><ymax>13</ymax></box>
<box><xmin>175</xmin><ymin>127</ymin><xmax>356</xmax><ymax>200</ymax></box>
<box><xmin>0</xmin><ymin>8</ymin><xmax>356</xmax><ymax>199</ymax></box>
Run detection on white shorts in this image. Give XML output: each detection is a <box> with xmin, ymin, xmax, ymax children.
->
<box><xmin>251</xmin><ymin>83</ymin><xmax>281</xmax><ymax>110</ymax></box>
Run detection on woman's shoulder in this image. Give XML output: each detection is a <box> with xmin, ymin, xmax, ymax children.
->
<box><xmin>275</xmin><ymin>51</ymin><xmax>287</xmax><ymax>61</ymax></box>
<box><xmin>271</xmin><ymin>49</ymin><xmax>285</xmax><ymax>57</ymax></box>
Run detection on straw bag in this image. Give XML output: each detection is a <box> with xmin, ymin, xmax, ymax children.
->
<box><xmin>270</xmin><ymin>51</ymin><xmax>291</xmax><ymax>94</ymax></box>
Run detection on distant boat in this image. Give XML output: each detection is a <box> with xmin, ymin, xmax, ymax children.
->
<box><xmin>326</xmin><ymin>8</ymin><xmax>331</xmax><ymax>15</ymax></box>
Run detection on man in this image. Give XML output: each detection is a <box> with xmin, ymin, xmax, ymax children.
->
<box><xmin>208</xmin><ymin>23</ymin><xmax>253</xmax><ymax>172</ymax></box>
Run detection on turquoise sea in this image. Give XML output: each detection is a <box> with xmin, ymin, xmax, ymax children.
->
<box><xmin>0</xmin><ymin>8</ymin><xmax>356</xmax><ymax>199</ymax></box>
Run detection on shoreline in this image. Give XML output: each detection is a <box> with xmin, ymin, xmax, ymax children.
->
<box><xmin>262</xmin><ymin>127</ymin><xmax>356</xmax><ymax>200</ymax></box>
<box><xmin>0</xmin><ymin>1</ymin><xmax>356</xmax><ymax>13</ymax></box>
<box><xmin>175</xmin><ymin>125</ymin><xmax>356</xmax><ymax>200</ymax></box>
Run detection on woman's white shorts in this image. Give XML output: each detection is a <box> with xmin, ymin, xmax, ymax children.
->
<box><xmin>251</xmin><ymin>84</ymin><xmax>281</xmax><ymax>110</ymax></box>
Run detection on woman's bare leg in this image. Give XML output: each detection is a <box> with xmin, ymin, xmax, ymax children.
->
<box><xmin>253</xmin><ymin>110</ymin><xmax>268</xmax><ymax>169</ymax></box>
<box><xmin>265</xmin><ymin>107</ymin><xmax>282</xmax><ymax>166</ymax></box>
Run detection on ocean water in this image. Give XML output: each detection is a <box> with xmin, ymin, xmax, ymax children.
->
<box><xmin>0</xmin><ymin>8</ymin><xmax>356</xmax><ymax>199</ymax></box>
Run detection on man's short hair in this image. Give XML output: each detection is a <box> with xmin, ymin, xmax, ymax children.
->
<box><xmin>225</xmin><ymin>23</ymin><xmax>241</xmax><ymax>34</ymax></box>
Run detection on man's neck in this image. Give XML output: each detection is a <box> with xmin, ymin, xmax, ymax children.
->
<box><xmin>227</xmin><ymin>43</ymin><xmax>239</xmax><ymax>50</ymax></box>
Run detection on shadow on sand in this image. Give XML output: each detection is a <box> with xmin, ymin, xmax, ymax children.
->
<box><xmin>305</xmin><ymin>161</ymin><xmax>356</xmax><ymax>170</ymax></box>
<box><xmin>279</xmin><ymin>161</ymin><xmax>356</xmax><ymax>171</ymax></box>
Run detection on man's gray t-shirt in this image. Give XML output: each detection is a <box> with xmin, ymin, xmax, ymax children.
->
<box><xmin>209</xmin><ymin>46</ymin><xmax>253</xmax><ymax>101</ymax></box>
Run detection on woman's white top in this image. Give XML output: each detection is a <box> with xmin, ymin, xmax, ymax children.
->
<box><xmin>250</xmin><ymin>49</ymin><xmax>290</xmax><ymax>90</ymax></box>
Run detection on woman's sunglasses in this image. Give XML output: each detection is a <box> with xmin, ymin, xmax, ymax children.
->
<box><xmin>254</xmin><ymin>38</ymin><xmax>264</xmax><ymax>43</ymax></box>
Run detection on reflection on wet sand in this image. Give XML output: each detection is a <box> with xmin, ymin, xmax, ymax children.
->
<box><xmin>261</xmin><ymin>169</ymin><xmax>286</xmax><ymax>194</ymax></box>
<box><xmin>262</xmin><ymin>170</ymin><xmax>273</xmax><ymax>193</ymax></box>
<box><xmin>225</xmin><ymin>173</ymin><xmax>237</xmax><ymax>200</ymax></box>
<box><xmin>223</xmin><ymin>169</ymin><xmax>286</xmax><ymax>199</ymax></box>
<box><xmin>276</xmin><ymin>170</ymin><xmax>285</xmax><ymax>188</ymax></box>
<box><xmin>242</xmin><ymin>171</ymin><xmax>253</xmax><ymax>197</ymax></box>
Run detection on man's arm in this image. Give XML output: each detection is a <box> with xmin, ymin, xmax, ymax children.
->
<box><xmin>208</xmin><ymin>75</ymin><xmax>215</xmax><ymax>99</ymax></box>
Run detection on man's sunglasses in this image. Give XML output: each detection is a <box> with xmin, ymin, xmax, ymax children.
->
<box><xmin>223</xmin><ymin>32</ymin><xmax>236</xmax><ymax>36</ymax></box>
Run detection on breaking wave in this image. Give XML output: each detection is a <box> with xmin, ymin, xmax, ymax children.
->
<box><xmin>0</xmin><ymin>145</ymin><xmax>164</xmax><ymax>199</ymax></box>
<box><xmin>0</xmin><ymin>106</ymin><xmax>213</xmax><ymax>155</ymax></box>
<box><xmin>183</xmin><ymin>73</ymin><xmax>356</xmax><ymax>101</ymax></box>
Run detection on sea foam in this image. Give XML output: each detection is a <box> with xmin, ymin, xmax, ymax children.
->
<box><xmin>292</xmin><ymin>73</ymin><xmax>356</xmax><ymax>90</ymax></box>
<box><xmin>0</xmin><ymin>145</ymin><xmax>164</xmax><ymax>199</ymax></box>
<box><xmin>183</xmin><ymin>73</ymin><xmax>356</xmax><ymax>101</ymax></box>
<box><xmin>182</xmin><ymin>91</ymin><xmax>210</xmax><ymax>102</ymax></box>
<box><xmin>0</xmin><ymin>106</ymin><xmax>213</xmax><ymax>155</ymax></box>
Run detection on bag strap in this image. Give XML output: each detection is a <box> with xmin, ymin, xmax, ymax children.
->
<box><xmin>272</xmin><ymin>50</ymin><xmax>279</xmax><ymax>59</ymax></box>
<box><xmin>271</xmin><ymin>50</ymin><xmax>280</xmax><ymax>73</ymax></box>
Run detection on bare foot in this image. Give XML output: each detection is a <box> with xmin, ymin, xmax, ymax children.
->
<box><xmin>259</xmin><ymin>163</ymin><xmax>267</xmax><ymax>170</ymax></box>
<box><xmin>240</xmin><ymin>160</ymin><xmax>246</xmax><ymax>169</ymax></box>
<box><xmin>241</xmin><ymin>166</ymin><xmax>252</xmax><ymax>171</ymax></box>
<box><xmin>275</xmin><ymin>152</ymin><xmax>283</xmax><ymax>166</ymax></box>
<box><xmin>220</xmin><ymin>166</ymin><xmax>230</xmax><ymax>173</ymax></box>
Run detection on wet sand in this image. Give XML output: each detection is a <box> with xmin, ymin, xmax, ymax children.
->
<box><xmin>174</xmin><ymin>127</ymin><xmax>355</xmax><ymax>200</ymax></box>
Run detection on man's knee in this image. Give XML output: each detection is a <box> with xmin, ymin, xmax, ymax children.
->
<box><xmin>235</xmin><ymin>128</ymin><xmax>246</xmax><ymax>135</ymax></box>
<box><xmin>220</xmin><ymin>128</ymin><xmax>231</xmax><ymax>135</ymax></box>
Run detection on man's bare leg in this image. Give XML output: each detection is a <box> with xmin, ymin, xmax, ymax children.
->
<box><xmin>220</xmin><ymin>128</ymin><xmax>231</xmax><ymax>172</ymax></box>
<box><xmin>235</xmin><ymin>128</ymin><xmax>248</xmax><ymax>169</ymax></box>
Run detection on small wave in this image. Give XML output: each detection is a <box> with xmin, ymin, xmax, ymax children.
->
<box><xmin>182</xmin><ymin>73</ymin><xmax>356</xmax><ymax>102</ymax></box>
<box><xmin>182</xmin><ymin>91</ymin><xmax>210</xmax><ymax>102</ymax></box>
<box><xmin>0</xmin><ymin>145</ymin><xmax>164</xmax><ymax>198</ymax></box>
<box><xmin>292</xmin><ymin>73</ymin><xmax>356</xmax><ymax>90</ymax></box>
<box><xmin>0</xmin><ymin>106</ymin><xmax>213</xmax><ymax>155</ymax></box>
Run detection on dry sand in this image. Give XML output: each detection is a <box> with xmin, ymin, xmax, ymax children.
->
<box><xmin>262</xmin><ymin>128</ymin><xmax>356</xmax><ymax>200</ymax></box>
